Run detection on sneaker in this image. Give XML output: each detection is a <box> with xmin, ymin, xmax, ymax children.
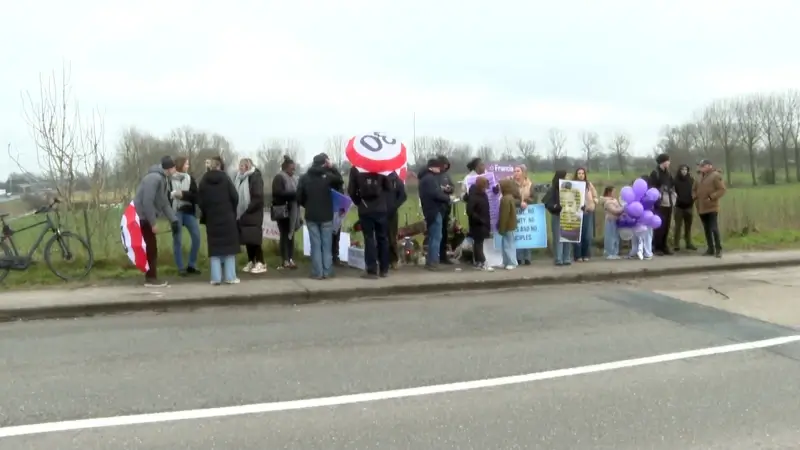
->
<box><xmin>187</xmin><ymin>267</ymin><xmax>201</xmax><ymax>275</ymax></box>
<box><xmin>424</xmin><ymin>264</ymin><xmax>438</xmax><ymax>272</ymax></box>
<box><xmin>686</xmin><ymin>244</ymin><xmax>698</xmax><ymax>251</ymax></box>
<box><xmin>715</xmin><ymin>250</ymin><xmax>722</xmax><ymax>258</ymax></box>
<box><xmin>644</xmin><ymin>255</ymin><xmax>653</xmax><ymax>260</ymax></box>
<box><xmin>361</xmin><ymin>273</ymin><xmax>379</xmax><ymax>279</ymax></box>
<box><xmin>379</xmin><ymin>272</ymin><xmax>388</xmax><ymax>278</ymax></box>
<box><xmin>287</xmin><ymin>259</ymin><xmax>298</xmax><ymax>269</ymax></box>
<box><xmin>482</xmin><ymin>264</ymin><xmax>495</xmax><ymax>272</ymax></box>
<box><xmin>144</xmin><ymin>280</ymin><xmax>169</xmax><ymax>288</ymax></box>
<box><xmin>224</xmin><ymin>278</ymin><xmax>240</xmax><ymax>284</ymax></box>
<box><xmin>524</xmin><ymin>260</ymin><xmax>531</xmax><ymax>265</ymax></box>
<box><xmin>606</xmin><ymin>255</ymin><xmax>620</xmax><ymax>260</ymax></box>
<box><xmin>210</xmin><ymin>281</ymin><xmax>221</xmax><ymax>286</ymax></box>
<box><xmin>250</xmin><ymin>263</ymin><xmax>267</xmax><ymax>274</ymax></box>
<box><xmin>242</xmin><ymin>262</ymin><xmax>253</xmax><ymax>273</ymax></box>
<box><xmin>504</xmin><ymin>265</ymin><xmax>516</xmax><ymax>270</ymax></box>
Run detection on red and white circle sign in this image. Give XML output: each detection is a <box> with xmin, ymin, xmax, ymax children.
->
<box><xmin>346</xmin><ymin>132</ymin><xmax>407</xmax><ymax>174</ymax></box>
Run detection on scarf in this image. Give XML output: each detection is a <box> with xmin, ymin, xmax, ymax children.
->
<box><xmin>277</xmin><ymin>170</ymin><xmax>301</xmax><ymax>236</ymax></box>
<box><xmin>170</xmin><ymin>173</ymin><xmax>192</xmax><ymax>210</ymax></box>
<box><xmin>515</xmin><ymin>177</ymin><xmax>532</xmax><ymax>202</ymax></box>
<box><xmin>235</xmin><ymin>167</ymin><xmax>256</xmax><ymax>219</ymax></box>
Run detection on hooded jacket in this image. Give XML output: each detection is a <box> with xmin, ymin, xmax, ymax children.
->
<box><xmin>648</xmin><ymin>165</ymin><xmax>675</xmax><ymax>207</ymax></box>
<box><xmin>134</xmin><ymin>164</ymin><xmax>177</xmax><ymax>225</ymax></box>
<box><xmin>384</xmin><ymin>171</ymin><xmax>407</xmax><ymax>214</ymax></box>
<box><xmin>693</xmin><ymin>169</ymin><xmax>726</xmax><ymax>214</ymax></box>
<box><xmin>418</xmin><ymin>168</ymin><xmax>450</xmax><ymax>223</ymax></box>
<box><xmin>347</xmin><ymin>167</ymin><xmax>389</xmax><ymax>215</ymax></box>
<box><xmin>673</xmin><ymin>164</ymin><xmax>695</xmax><ymax>209</ymax></box>
<box><xmin>497</xmin><ymin>179</ymin><xmax>518</xmax><ymax>233</ymax></box>
<box><xmin>297</xmin><ymin>164</ymin><xmax>342</xmax><ymax>223</ymax></box>
<box><xmin>197</xmin><ymin>169</ymin><xmax>240</xmax><ymax>257</ymax></box>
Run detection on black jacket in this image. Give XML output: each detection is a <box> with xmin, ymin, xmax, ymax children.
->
<box><xmin>198</xmin><ymin>170</ymin><xmax>240</xmax><ymax>257</ymax></box>
<box><xmin>466</xmin><ymin>188</ymin><xmax>490</xmax><ymax>239</ymax></box>
<box><xmin>418</xmin><ymin>169</ymin><xmax>450</xmax><ymax>223</ymax></box>
<box><xmin>384</xmin><ymin>171</ymin><xmax>407</xmax><ymax>215</ymax></box>
<box><xmin>674</xmin><ymin>165</ymin><xmax>695</xmax><ymax>209</ymax></box>
<box><xmin>237</xmin><ymin>169</ymin><xmax>265</xmax><ymax>246</ymax></box>
<box><xmin>271</xmin><ymin>170</ymin><xmax>296</xmax><ymax>207</ymax></box>
<box><xmin>175</xmin><ymin>175</ymin><xmax>199</xmax><ymax>215</ymax></box>
<box><xmin>297</xmin><ymin>165</ymin><xmax>342</xmax><ymax>223</ymax></box>
<box><xmin>348</xmin><ymin>167</ymin><xmax>390</xmax><ymax>215</ymax></box>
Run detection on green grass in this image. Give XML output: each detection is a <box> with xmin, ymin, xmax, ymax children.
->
<box><xmin>2</xmin><ymin>177</ymin><xmax>798</xmax><ymax>289</ymax></box>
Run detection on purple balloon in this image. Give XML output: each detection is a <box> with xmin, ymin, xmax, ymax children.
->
<box><xmin>632</xmin><ymin>179</ymin><xmax>648</xmax><ymax>199</ymax></box>
<box><xmin>650</xmin><ymin>215</ymin><xmax>662</xmax><ymax>229</ymax></box>
<box><xmin>645</xmin><ymin>188</ymin><xmax>660</xmax><ymax>203</ymax></box>
<box><xmin>641</xmin><ymin>198</ymin><xmax>656</xmax><ymax>210</ymax></box>
<box><xmin>625</xmin><ymin>201</ymin><xmax>644</xmax><ymax>218</ymax></box>
<box><xmin>641</xmin><ymin>210</ymin><xmax>654</xmax><ymax>224</ymax></box>
<box><xmin>620</xmin><ymin>186</ymin><xmax>636</xmax><ymax>204</ymax></box>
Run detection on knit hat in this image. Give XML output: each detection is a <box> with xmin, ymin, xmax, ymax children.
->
<box><xmin>656</xmin><ymin>153</ymin><xmax>670</xmax><ymax>165</ymax></box>
<box><xmin>161</xmin><ymin>156</ymin><xmax>176</xmax><ymax>170</ymax></box>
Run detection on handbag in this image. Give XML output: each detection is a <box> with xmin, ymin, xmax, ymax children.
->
<box><xmin>270</xmin><ymin>204</ymin><xmax>289</xmax><ymax>221</ymax></box>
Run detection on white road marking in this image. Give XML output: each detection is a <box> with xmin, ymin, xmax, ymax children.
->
<box><xmin>2</xmin><ymin>335</ymin><xmax>799</xmax><ymax>438</ymax></box>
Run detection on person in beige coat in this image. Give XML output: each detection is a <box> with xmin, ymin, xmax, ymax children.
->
<box><xmin>573</xmin><ymin>167</ymin><xmax>598</xmax><ymax>261</ymax></box>
<box><xmin>692</xmin><ymin>159</ymin><xmax>726</xmax><ymax>257</ymax></box>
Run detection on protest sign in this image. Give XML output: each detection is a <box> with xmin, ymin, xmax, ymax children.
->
<box><xmin>493</xmin><ymin>204</ymin><xmax>548</xmax><ymax>250</ymax></box>
<box><xmin>558</xmin><ymin>179</ymin><xmax>586</xmax><ymax>243</ymax></box>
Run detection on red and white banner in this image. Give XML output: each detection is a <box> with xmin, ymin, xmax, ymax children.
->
<box><xmin>346</xmin><ymin>132</ymin><xmax>408</xmax><ymax>182</ymax></box>
<box><xmin>120</xmin><ymin>202</ymin><xmax>149</xmax><ymax>272</ymax></box>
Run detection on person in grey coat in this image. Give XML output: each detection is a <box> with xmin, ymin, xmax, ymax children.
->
<box><xmin>133</xmin><ymin>156</ymin><xmax>179</xmax><ymax>287</ymax></box>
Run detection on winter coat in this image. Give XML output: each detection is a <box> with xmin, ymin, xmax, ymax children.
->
<box><xmin>674</xmin><ymin>165</ymin><xmax>695</xmax><ymax>209</ymax></box>
<box><xmin>384</xmin><ymin>171</ymin><xmax>407</xmax><ymax>215</ymax></box>
<box><xmin>418</xmin><ymin>169</ymin><xmax>450</xmax><ymax>223</ymax></box>
<box><xmin>603</xmin><ymin>197</ymin><xmax>624</xmax><ymax>221</ymax></box>
<box><xmin>497</xmin><ymin>180</ymin><xmax>518</xmax><ymax>234</ymax></box>
<box><xmin>237</xmin><ymin>169</ymin><xmax>265</xmax><ymax>246</ymax></box>
<box><xmin>693</xmin><ymin>170</ymin><xmax>726</xmax><ymax>214</ymax></box>
<box><xmin>134</xmin><ymin>164</ymin><xmax>177</xmax><ymax>225</ymax></box>
<box><xmin>347</xmin><ymin>167</ymin><xmax>389</xmax><ymax>215</ymax></box>
<box><xmin>583</xmin><ymin>182</ymin><xmax>598</xmax><ymax>212</ymax></box>
<box><xmin>171</xmin><ymin>172</ymin><xmax>198</xmax><ymax>215</ymax></box>
<box><xmin>198</xmin><ymin>169</ymin><xmax>241</xmax><ymax>257</ymax></box>
<box><xmin>466</xmin><ymin>187</ymin><xmax>490</xmax><ymax>239</ymax></box>
<box><xmin>649</xmin><ymin>166</ymin><xmax>676</xmax><ymax>207</ymax></box>
<box><xmin>297</xmin><ymin>165</ymin><xmax>341</xmax><ymax>223</ymax></box>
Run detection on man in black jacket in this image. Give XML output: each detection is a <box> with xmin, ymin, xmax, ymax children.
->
<box><xmin>648</xmin><ymin>153</ymin><xmax>675</xmax><ymax>255</ymax></box>
<box><xmin>348</xmin><ymin>166</ymin><xmax>391</xmax><ymax>278</ymax></box>
<box><xmin>297</xmin><ymin>153</ymin><xmax>343</xmax><ymax>279</ymax></box>
<box><xmin>418</xmin><ymin>159</ymin><xmax>451</xmax><ymax>271</ymax></box>
<box><xmin>384</xmin><ymin>171</ymin><xmax>407</xmax><ymax>268</ymax></box>
<box><xmin>329</xmin><ymin>165</ymin><xmax>346</xmax><ymax>265</ymax></box>
<box><xmin>436</xmin><ymin>155</ymin><xmax>455</xmax><ymax>264</ymax></box>
<box><xmin>672</xmin><ymin>164</ymin><xmax>697</xmax><ymax>251</ymax></box>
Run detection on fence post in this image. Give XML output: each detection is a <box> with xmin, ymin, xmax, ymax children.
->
<box><xmin>83</xmin><ymin>209</ymin><xmax>93</xmax><ymax>255</ymax></box>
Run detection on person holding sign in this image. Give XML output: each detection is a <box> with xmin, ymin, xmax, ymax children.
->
<box><xmin>512</xmin><ymin>164</ymin><xmax>537</xmax><ymax>265</ymax></box>
<box><xmin>572</xmin><ymin>168</ymin><xmax>598</xmax><ymax>262</ymax></box>
<box><xmin>497</xmin><ymin>179</ymin><xmax>519</xmax><ymax>270</ymax></box>
<box><xmin>542</xmin><ymin>170</ymin><xmax>572</xmax><ymax>266</ymax></box>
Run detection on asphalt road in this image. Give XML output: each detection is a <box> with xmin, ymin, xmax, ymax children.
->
<box><xmin>1</xmin><ymin>280</ymin><xmax>800</xmax><ymax>449</ymax></box>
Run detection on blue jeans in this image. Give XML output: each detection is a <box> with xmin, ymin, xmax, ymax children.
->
<box><xmin>359</xmin><ymin>213</ymin><xmax>389</xmax><ymax>274</ymax></box>
<box><xmin>516</xmin><ymin>248</ymin><xmax>532</xmax><ymax>262</ymax></box>
<box><xmin>209</xmin><ymin>255</ymin><xmax>236</xmax><ymax>283</ymax></box>
<box><xmin>307</xmin><ymin>221</ymin><xmax>334</xmax><ymax>278</ymax></box>
<box><xmin>604</xmin><ymin>219</ymin><xmax>620</xmax><ymax>257</ymax></box>
<box><xmin>426</xmin><ymin>212</ymin><xmax>443</xmax><ymax>266</ymax></box>
<box><xmin>573</xmin><ymin>212</ymin><xmax>594</xmax><ymax>259</ymax></box>
<box><xmin>173</xmin><ymin>212</ymin><xmax>201</xmax><ymax>270</ymax></box>
<box><xmin>550</xmin><ymin>214</ymin><xmax>572</xmax><ymax>265</ymax></box>
<box><xmin>501</xmin><ymin>231</ymin><xmax>517</xmax><ymax>267</ymax></box>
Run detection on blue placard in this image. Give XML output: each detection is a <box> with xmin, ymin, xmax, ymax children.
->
<box><xmin>494</xmin><ymin>204</ymin><xmax>548</xmax><ymax>249</ymax></box>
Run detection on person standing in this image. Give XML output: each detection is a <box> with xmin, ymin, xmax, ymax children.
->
<box><xmin>466</xmin><ymin>176</ymin><xmax>492</xmax><ymax>271</ymax></box>
<box><xmin>134</xmin><ymin>156</ymin><xmax>180</xmax><ymax>287</ymax></box>
<box><xmin>329</xmin><ymin>164</ymin><xmax>346</xmax><ymax>266</ymax></box>
<box><xmin>418</xmin><ymin>159</ymin><xmax>451</xmax><ymax>271</ymax></box>
<box><xmin>672</xmin><ymin>164</ymin><xmax>697</xmax><ymax>252</ymax></box>
<box><xmin>543</xmin><ymin>170</ymin><xmax>571</xmax><ymax>266</ymax></box>
<box><xmin>602</xmin><ymin>186</ymin><xmax>623</xmax><ymax>259</ymax></box>
<box><xmin>572</xmin><ymin>168</ymin><xmax>598</xmax><ymax>262</ymax></box>
<box><xmin>385</xmin><ymin>170</ymin><xmax>407</xmax><ymax>269</ymax></box>
<box><xmin>271</xmin><ymin>156</ymin><xmax>301</xmax><ymax>270</ymax></box>
<box><xmin>197</xmin><ymin>157</ymin><xmax>241</xmax><ymax>285</ymax></box>
<box><xmin>512</xmin><ymin>164</ymin><xmax>536</xmax><ymax>265</ymax></box>
<box><xmin>236</xmin><ymin>158</ymin><xmax>266</xmax><ymax>274</ymax></box>
<box><xmin>648</xmin><ymin>153</ymin><xmax>676</xmax><ymax>255</ymax></box>
<box><xmin>298</xmin><ymin>153</ymin><xmax>343</xmax><ymax>279</ymax></box>
<box><xmin>436</xmin><ymin>155</ymin><xmax>455</xmax><ymax>264</ymax></box>
<box><xmin>693</xmin><ymin>159</ymin><xmax>726</xmax><ymax>258</ymax></box>
<box><xmin>348</xmin><ymin>165</ymin><xmax>391</xmax><ymax>279</ymax></box>
<box><xmin>169</xmin><ymin>156</ymin><xmax>201</xmax><ymax>276</ymax></box>
<box><xmin>497</xmin><ymin>179</ymin><xmax>518</xmax><ymax>270</ymax></box>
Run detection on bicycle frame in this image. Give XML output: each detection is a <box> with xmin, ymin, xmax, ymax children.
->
<box><xmin>1</xmin><ymin>213</ymin><xmax>60</xmax><ymax>259</ymax></box>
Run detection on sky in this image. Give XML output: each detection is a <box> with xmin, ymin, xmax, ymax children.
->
<box><xmin>3</xmin><ymin>0</ymin><xmax>800</xmax><ymax>180</ymax></box>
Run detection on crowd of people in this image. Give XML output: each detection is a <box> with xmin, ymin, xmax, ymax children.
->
<box><xmin>131</xmin><ymin>151</ymin><xmax>726</xmax><ymax>287</ymax></box>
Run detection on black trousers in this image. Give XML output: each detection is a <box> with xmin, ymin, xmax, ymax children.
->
<box><xmin>332</xmin><ymin>228</ymin><xmax>341</xmax><ymax>262</ymax></box>
<box><xmin>652</xmin><ymin>206</ymin><xmax>672</xmax><ymax>252</ymax></box>
<box><xmin>140</xmin><ymin>220</ymin><xmax>158</xmax><ymax>281</ymax></box>
<box><xmin>245</xmin><ymin>244</ymin><xmax>264</xmax><ymax>263</ymax></box>
<box><xmin>388</xmin><ymin>212</ymin><xmax>399</xmax><ymax>264</ymax></box>
<box><xmin>276</xmin><ymin>219</ymin><xmax>294</xmax><ymax>262</ymax></box>
<box><xmin>440</xmin><ymin>209</ymin><xmax>450</xmax><ymax>262</ymax></box>
<box><xmin>699</xmin><ymin>212</ymin><xmax>722</xmax><ymax>252</ymax></box>
<box><xmin>673</xmin><ymin>207</ymin><xmax>694</xmax><ymax>248</ymax></box>
<box><xmin>472</xmin><ymin>236</ymin><xmax>486</xmax><ymax>264</ymax></box>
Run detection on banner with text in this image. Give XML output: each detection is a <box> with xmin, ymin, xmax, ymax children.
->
<box><xmin>557</xmin><ymin>179</ymin><xmax>586</xmax><ymax>243</ymax></box>
<box><xmin>493</xmin><ymin>204</ymin><xmax>548</xmax><ymax>250</ymax></box>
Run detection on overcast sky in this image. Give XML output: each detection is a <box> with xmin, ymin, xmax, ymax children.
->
<box><xmin>2</xmin><ymin>0</ymin><xmax>800</xmax><ymax>180</ymax></box>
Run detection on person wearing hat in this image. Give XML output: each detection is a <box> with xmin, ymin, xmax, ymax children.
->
<box><xmin>418</xmin><ymin>158</ymin><xmax>451</xmax><ymax>271</ymax></box>
<box><xmin>134</xmin><ymin>155</ymin><xmax>180</xmax><ymax>287</ymax></box>
<box><xmin>693</xmin><ymin>159</ymin><xmax>726</xmax><ymax>257</ymax></box>
<box><xmin>297</xmin><ymin>153</ymin><xmax>343</xmax><ymax>279</ymax></box>
<box><xmin>648</xmin><ymin>153</ymin><xmax>676</xmax><ymax>255</ymax></box>
<box><xmin>348</xmin><ymin>157</ymin><xmax>391</xmax><ymax>278</ymax></box>
<box><xmin>436</xmin><ymin>155</ymin><xmax>455</xmax><ymax>264</ymax></box>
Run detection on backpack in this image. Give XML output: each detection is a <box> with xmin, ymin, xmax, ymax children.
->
<box><xmin>357</xmin><ymin>172</ymin><xmax>383</xmax><ymax>200</ymax></box>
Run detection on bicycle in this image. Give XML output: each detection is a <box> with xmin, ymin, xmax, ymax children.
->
<box><xmin>0</xmin><ymin>198</ymin><xmax>94</xmax><ymax>283</ymax></box>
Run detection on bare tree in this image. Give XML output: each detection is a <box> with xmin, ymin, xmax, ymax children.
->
<box><xmin>431</xmin><ymin>137</ymin><xmax>453</xmax><ymax>158</ymax></box>
<box><xmin>608</xmin><ymin>132</ymin><xmax>631</xmax><ymax>175</ymax></box>
<box><xmin>412</xmin><ymin>136</ymin><xmax>433</xmax><ymax>169</ymax></box>
<box><xmin>579</xmin><ymin>131</ymin><xmax>601</xmax><ymax>172</ymax></box>
<box><xmin>324</xmin><ymin>134</ymin><xmax>347</xmax><ymax>168</ymax></box>
<box><xmin>757</xmin><ymin>94</ymin><xmax>779</xmax><ymax>184</ymax></box>
<box><xmin>734</xmin><ymin>96</ymin><xmax>761</xmax><ymax>185</ymax></box>
<box><xmin>476</xmin><ymin>144</ymin><xmax>495</xmax><ymax>163</ymax></box>
<box><xmin>516</xmin><ymin>139</ymin><xmax>538</xmax><ymax>171</ymax></box>
<box><xmin>789</xmin><ymin>90</ymin><xmax>800</xmax><ymax>182</ymax></box>
<box><xmin>547</xmin><ymin>128</ymin><xmax>567</xmax><ymax>168</ymax></box>
<box><xmin>773</xmin><ymin>94</ymin><xmax>794</xmax><ymax>183</ymax></box>
<box><xmin>704</xmin><ymin>99</ymin><xmax>738</xmax><ymax>186</ymax></box>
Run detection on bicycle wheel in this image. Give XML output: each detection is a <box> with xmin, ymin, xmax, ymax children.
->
<box><xmin>44</xmin><ymin>231</ymin><xmax>94</xmax><ymax>281</ymax></box>
<box><xmin>0</xmin><ymin>240</ymin><xmax>11</xmax><ymax>284</ymax></box>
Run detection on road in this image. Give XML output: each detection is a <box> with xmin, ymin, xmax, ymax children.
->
<box><xmin>1</xmin><ymin>269</ymin><xmax>800</xmax><ymax>449</ymax></box>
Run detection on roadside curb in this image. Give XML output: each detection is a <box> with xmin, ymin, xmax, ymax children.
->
<box><xmin>2</xmin><ymin>257</ymin><xmax>800</xmax><ymax>321</ymax></box>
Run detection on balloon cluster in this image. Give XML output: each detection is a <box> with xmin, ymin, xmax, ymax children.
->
<box><xmin>617</xmin><ymin>178</ymin><xmax>663</xmax><ymax>233</ymax></box>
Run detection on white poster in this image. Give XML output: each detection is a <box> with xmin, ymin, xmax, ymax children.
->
<box><xmin>302</xmin><ymin>226</ymin><xmax>352</xmax><ymax>262</ymax></box>
<box><xmin>262</xmin><ymin>216</ymin><xmax>281</xmax><ymax>241</ymax></box>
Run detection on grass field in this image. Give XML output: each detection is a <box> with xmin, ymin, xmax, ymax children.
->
<box><xmin>1</xmin><ymin>173</ymin><xmax>798</xmax><ymax>289</ymax></box>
